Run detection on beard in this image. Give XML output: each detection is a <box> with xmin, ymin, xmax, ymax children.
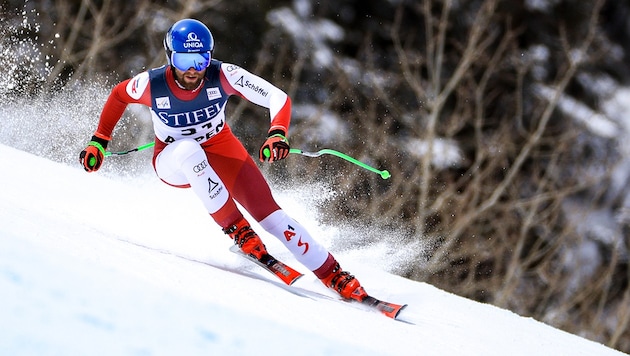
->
<box><xmin>172</xmin><ymin>67</ymin><xmax>205</xmax><ymax>91</ymax></box>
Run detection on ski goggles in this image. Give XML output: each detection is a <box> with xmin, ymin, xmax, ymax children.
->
<box><xmin>171</xmin><ymin>51</ymin><xmax>211</xmax><ymax>71</ymax></box>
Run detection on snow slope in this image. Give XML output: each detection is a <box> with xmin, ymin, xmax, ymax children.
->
<box><xmin>0</xmin><ymin>144</ymin><xmax>626</xmax><ymax>356</ymax></box>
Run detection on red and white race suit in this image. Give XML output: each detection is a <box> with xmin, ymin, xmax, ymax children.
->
<box><xmin>91</xmin><ymin>61</ymin><xmax>332</xmax><ymax>272</ymax></box>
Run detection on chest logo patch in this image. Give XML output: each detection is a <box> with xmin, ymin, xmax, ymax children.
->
<box><xmin>156</xmin><ymin>96</ymin><xmax>171</xmax><ymax>109</ymax></box>
<box><xmin>206</xmin><ymin>87</ymin><xmax>221</xmax><ymax>101</ymax></box>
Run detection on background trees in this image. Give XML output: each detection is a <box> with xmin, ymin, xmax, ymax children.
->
<box><xmin>2</xmin><ymin>0</ymin><xmax>629</xmax><ymax>352</ymax></box>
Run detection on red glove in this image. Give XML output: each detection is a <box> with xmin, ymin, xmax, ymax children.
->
<box><xmin>259</xmin><ymin>131</ymin><xmax>290</xmax><ymax>162</ymax></box>
<box><xmin>79</xmin><ymin>135</ymin><xmax>109</xmax><ymax>172</ymax></box>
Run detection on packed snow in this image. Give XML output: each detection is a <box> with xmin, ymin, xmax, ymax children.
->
<box><xmin>0</xmin><ymin>144</ymin><xmax>625</xmax><ymax>355</ymax></box>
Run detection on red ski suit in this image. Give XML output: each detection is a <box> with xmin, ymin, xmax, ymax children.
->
<box><xmin>93</xmin><ymin>63</ymin><xmax>290</xmax><ymax>227</ymax></box>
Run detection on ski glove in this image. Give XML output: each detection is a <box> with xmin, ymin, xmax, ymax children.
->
<box><xmin>79</xmin><ymin>135</ymin><xmax>109</xmax><ymax>172</ymax></box>
<box><xmin>259</xmin><ymin>130</ymin><xmax>290</xmax><ymax>162</ymax></box>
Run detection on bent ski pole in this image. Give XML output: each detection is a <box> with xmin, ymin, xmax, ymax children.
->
<box><xmin>104</xmin><ymin>142</ymin><xmax>156</xmax><ymax>157</ymax></box>
<box><xmin>106</xmin><ymin>142</ymin><xmax>391</xmax><ymax>179</ymax></box>
<box><xmin>264</xmin><ymin>147</ymin><xmax>391</xmax><ymax>179</ymax></box>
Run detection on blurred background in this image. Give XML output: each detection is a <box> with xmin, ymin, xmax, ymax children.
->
<box><xmin>1</xmin><ymin>0</ymin><xmax>629</xmax><ymax>352</ymax></box>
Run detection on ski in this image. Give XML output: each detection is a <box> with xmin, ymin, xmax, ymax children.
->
<box><xmin>230</xmin><ymin>245</ymin><xmax>409</xmax><ymax>321</ymax></box>
<box><xmin>357</xmin><ymin>295</ymin><xmax>407</xmax><ymax>319</ymax></box>
<box><xmin>229</xmin><ymin>245</ymin><xmax>303</xmax><ymax>285</ymax></box>
<box><xmin>115</xmin><ymin>237</ymin><xmax>412</xmax><ymax>322</ymax></box>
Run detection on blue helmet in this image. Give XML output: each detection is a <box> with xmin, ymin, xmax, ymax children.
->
<box><xmin>164</xmin><ymin>19</ymin><xmax>214</xmax><ymax>71</ymax></box>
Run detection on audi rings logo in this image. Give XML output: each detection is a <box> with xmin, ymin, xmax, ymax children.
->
<box><xmin>184</xmin><ymin>32</ymin><xmax>204</xmax><ymax>49</ymax></box>
<box><xmin>193</xmin><ymin>160</ymin><xmax>208</xmax><ymax>173</ymax></box>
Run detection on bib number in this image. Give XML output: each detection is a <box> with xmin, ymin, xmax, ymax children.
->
<box><xmin>164</xmin><ymin>119</ymin><xmax>225</xmax><ymax>143</ymax></box>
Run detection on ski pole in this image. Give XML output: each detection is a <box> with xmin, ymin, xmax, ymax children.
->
<box><xmin>264</xmin><ymin>147</ymin><xmax>391</xmax><ymax>179</ymax></box>
<box><xmin>105</xmin><ymin>142</ymin><xmax>391</xmax><ymax>179</ymax></box>
<box><xmin>104</xmin><ymin>142</ymin><xmax>156</xmax><ymax>157</ymax></box>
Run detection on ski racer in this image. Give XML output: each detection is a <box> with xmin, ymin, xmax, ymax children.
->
<box><xmin>79</xmin><ymin>18</ymin><xmax>367</xmax><ymax>301</ymax></box>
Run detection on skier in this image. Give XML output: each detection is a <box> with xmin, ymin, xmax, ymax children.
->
<box><xmin>79</xmin><ymin>18</ymin><xmax>367</xmax><ymax>301</ymax></box>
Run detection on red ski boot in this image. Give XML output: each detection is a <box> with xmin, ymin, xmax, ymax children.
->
<box><xmin>320</xmin><ymin>262</ymin><xmax>368</xmax><ymax>301</ymax></box>
<box><xmin>223</xmin><ymin>218</ymin><xmax>267</xmax><ymax>260</ymax></box>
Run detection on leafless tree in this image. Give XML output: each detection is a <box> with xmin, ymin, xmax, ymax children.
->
<box><xmin>3</xmin><ymin>0</ymin><xmax>629</xmax><ymax>352</ymax></box>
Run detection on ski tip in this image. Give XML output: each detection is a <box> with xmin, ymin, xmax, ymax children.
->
<box><xmin>288</xmin><ymin>273</ymin><xmax>304</xmax><ymax>286</ymax></box>
<box><xmin>392</xmin><ymin>304</ymin><xmax>408</xmax><ymax>319</ymax></box>
<box><xmin>382</xmin><ymin>303</ymin><xmax>407</xmax><ymax>319</ymax></box>
<box><xmin>359</xmin><ymin>295</ymin><xmax>408</xmax><ymax>320</ymax></box>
